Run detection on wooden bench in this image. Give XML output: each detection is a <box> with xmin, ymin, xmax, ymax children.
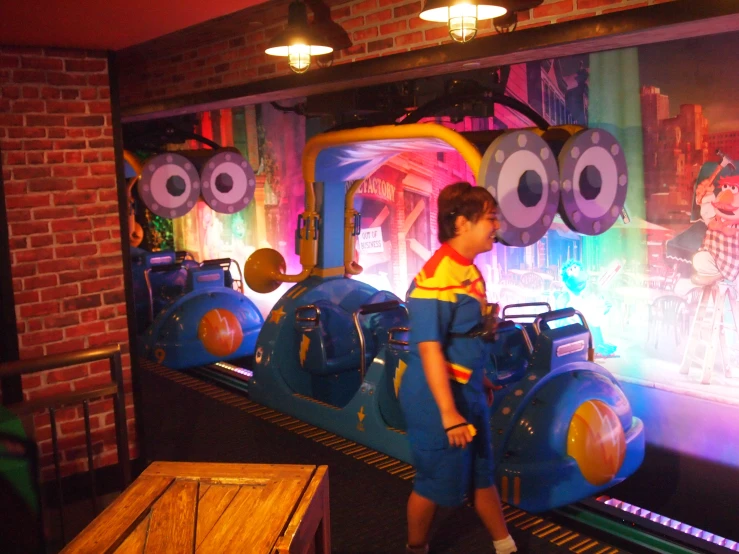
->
<box><xmin>61</xmin><ymin>461</ymin><xmax>330</xmax><ymax>554</ymax></box>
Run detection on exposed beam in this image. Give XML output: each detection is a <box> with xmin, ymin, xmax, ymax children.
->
<box><xmin>121</xmin><ymin>0</ymin><xmax>739</xmax><ymax>122</ymax></box>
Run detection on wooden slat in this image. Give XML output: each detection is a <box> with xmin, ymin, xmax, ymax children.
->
<box><xmin>198</xmin><ymin>477</ymin><xmax>308</xmax><ymax>554</ymax></box>
<box><xmin>195</xmin><ymin>485</ymin><xmax>239</xmax><ymax>549</ymax></box>
<box><xmin>142</xmin><ymin>461</ymin><xmax>315</xmax><ymax>483</ymax></box>
<box><xmin>196</xmin><ymin>485</ymin><xmax>266</xmax><ymax>553</ymax></box>
<box><xmin>61</xmin><ymin>475</ymin><xmax>174</xmax><ymax>554</ymax></box>
<box><xmin>273</xmin><ymin>466</ymin><xmax>330</xmax><ymax>554</ymax></box>
<box><xmin>113</xmin><ymin>515</ymin><xmax>151</xmax><ymax>554</ymax></box>
<box><xmin>199</xmin><ymin>484</ymin><xmax>211</xmax><ymax>499</ymax></box>
<box><xmin>144</xmin><ymin>479</ymin><xmax>198</xmax><ymax>554</ymax></box>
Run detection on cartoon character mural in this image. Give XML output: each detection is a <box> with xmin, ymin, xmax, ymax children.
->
<box><xmin>555</xmin><ymin>259</ymin><xmax>618</xmax><ymax>358</ymax></box>
<box><xmin>692</xmin><ymin>151</ymin><xmax>739</xmax><ymax>285</ymax></box>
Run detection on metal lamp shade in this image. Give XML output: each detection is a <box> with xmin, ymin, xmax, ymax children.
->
<box><xmin>264</xmin><ymin>0</ymin><xmax>333</xmax><ymax>70</ymax></box>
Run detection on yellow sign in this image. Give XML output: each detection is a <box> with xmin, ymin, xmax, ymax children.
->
<box><xmin>354</xmin><ymin>177</ymin><xmax>396</xmax><ymax>203</ymax></box>
<box><xmin>269</xmin><ymin>305</ymin><xmax>286</xmax><ymax>324</ymax></box>
<box><xmin>357</xmin><ymin>405</ymin><xmax>366</xmax><ymax>432</ymax></box>
<box><xmin>394</xmin><ymin>360</ymin><xmax>407</xmax><ymax>397</ymax></box>
<box><xmin>299</xmin><ymin>334</ymin><xmax>310</xmax><ymax>367</ymax></box>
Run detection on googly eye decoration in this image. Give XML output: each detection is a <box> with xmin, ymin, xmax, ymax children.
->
<box><xmin>200</xmin><ymin>150</ymin><xmax>256</xmax><ymax>214</ymax></box>
<box><xmin>138</xmin><ymin>153</ymin><xmax>201</xmax><ymax>219</ymax></box>
<box><xmin>557</xmin><ymin>128</ymin><xmax>628</xmax><ymax>235</ymax></box>
<box><xmin>479</xmin><ymin>130</ymin><xmax>560</xmax><ymax>247</ymax></box>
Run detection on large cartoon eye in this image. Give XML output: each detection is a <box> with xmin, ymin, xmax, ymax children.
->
<box><xmin>138</xmin><ymin>153</ymin><xmax>201</xmax><ymax>219</ymax></box>
<box><xmin>478</xmin><ymin>130</ymin><xmax>560</xmax><ymax>247</ymax></box>
<box><xmin>557</xmin><ymin>129</ymin><xmax>628</xmax><ymax>235</ymax></box>
<box><xmin>200</xmin><ymin>150</ymin><xmax>256</xmax><ymax>214</ymax></box>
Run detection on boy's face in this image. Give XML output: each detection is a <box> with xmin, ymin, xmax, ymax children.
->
<box><xmin>459</xmin><ymin>206</ymin><xmax>499</xmax><ymax>255</ymax></box>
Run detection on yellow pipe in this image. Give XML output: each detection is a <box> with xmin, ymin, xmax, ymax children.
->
<box><xmin>302</xmin><ymin>123</ymin><xmax>482</xmax><ymax>183</ymax></box>
<box><xmin>344</xmin><ymin>179</ymin><xmax>365</xmax><ymax>275</ymax></box>
<box><xmin>302</xmin><ymin>123</ymin><xmax>481</xmax><ymax>279</ymax></box>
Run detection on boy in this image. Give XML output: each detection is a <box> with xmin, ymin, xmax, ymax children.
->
<box><xmin>399</xmin><ymin>182</ymin><xmax>517</xmax><ymax>554</ymax></box>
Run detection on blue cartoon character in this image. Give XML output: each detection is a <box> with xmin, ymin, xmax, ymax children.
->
<box><xmin>556</xmin><ymin>260</ymin><xmax>617</xmax><ymax>358</ymax></box>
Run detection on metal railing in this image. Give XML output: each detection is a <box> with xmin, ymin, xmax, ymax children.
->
<box><xmin>0</xmin><ymin>344</ymin><xmax>131</xmax><ymax>546</ymax></box>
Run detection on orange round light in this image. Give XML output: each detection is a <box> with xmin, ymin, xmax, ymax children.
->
<box><xmin>567</xmin><ymin>399</ymin><xmax>626</xmax><ymax>486</ymax></box>
<box><xmin>198</xmin><ymin>309</ymin><xmax>244</xmax><ymax>358</ymax></box>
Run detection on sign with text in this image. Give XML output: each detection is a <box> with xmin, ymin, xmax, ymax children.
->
<box><xmin>358</xmin><ymin>227</ymin><xmax>384</xmax><ymax>254</ymax></box>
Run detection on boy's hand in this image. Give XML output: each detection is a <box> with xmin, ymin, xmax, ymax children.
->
<box><xmin>442</xmin><ymin>410</ymin><xmax>473</xmax><ymax>448</ymax></box>
<box><xmin>483</xmin><ymin>375</ymin><xmax>502</xmax><ymax>407</ymax></box>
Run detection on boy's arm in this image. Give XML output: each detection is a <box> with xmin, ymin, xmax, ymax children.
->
<box><xmin>419</xmin><ymin>341</ymin><xmax>473</xmax><ymax>447</ymax></box>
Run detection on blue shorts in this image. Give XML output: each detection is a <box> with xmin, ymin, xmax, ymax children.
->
<box><xmin>400</xmin><ymin>380</ymin><xmax>495</xmax><ymax>507</ymax></box>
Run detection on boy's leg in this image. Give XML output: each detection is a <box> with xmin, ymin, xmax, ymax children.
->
<box><xmin>407</xmin><ymin>491</ymin><xmax>437</xmax><ymax>548</ymax></box>
<box><xmin>473</xmin><ymin>485</ymin><xmax>508</xmax><ymax>540</ymax></box>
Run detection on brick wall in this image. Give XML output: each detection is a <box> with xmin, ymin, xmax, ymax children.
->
<box><xmin>118</xmin><ymin>0</ymin><xmax>674</xmax><ymax>108</ymax></box>
<box><xmin>0</xmin><ymin>46</ymin><xmax>136</xmax><ymax>480</ymax></box>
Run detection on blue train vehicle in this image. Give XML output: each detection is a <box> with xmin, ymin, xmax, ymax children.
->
<box><xmin>242</xmin><ymin>122</ymin><xmax>645</xmax><ymax>513</ymax></box>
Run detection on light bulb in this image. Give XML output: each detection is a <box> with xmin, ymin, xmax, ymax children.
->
<box><xmin>288</xmin><ymin>44</ymin><xmax>311</xmax><ymax>73</ymax></box>
<box><xmin>448</xmin><ymin>3</ymin><xmax>478</xmax><ymax>42</ymax></box>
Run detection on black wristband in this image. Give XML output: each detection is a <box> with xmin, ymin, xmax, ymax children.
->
<box><xmin>444</xmin><ymin>422</ymin><xmax>468</xmax><ymax>433</ymax></box>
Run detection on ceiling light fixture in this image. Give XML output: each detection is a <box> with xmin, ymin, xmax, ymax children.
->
<box><xmin>419</xmin><ymin>0</ymin><xmax>507</xmax><ymax>43</ymax></box>
<box><xmin>264</xmin><ymin>0</ymin><xmax>333</xmax><ymax>74</ymax></box>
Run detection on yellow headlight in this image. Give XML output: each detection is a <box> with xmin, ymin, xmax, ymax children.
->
<box><xmin>567</xmin><ymin>400</ymin><xmax>626</xmax><ymax>486</ymax></box>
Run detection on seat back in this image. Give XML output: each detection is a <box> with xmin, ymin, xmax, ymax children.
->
<box><xmin>295</xmin><ymin>300</ymin><xmax>362</xmax><ymax>375</ymax></box>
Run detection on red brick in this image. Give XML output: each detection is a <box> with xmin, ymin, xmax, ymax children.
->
<box><xmin>38</xmin><ymin>259</ymin><xmax>80</xmax><ymax>274</ymax></box>
<box><xmin>353</xmin><ymin>0</ymin><xmax>378</xmax><ymax>14</ymax></box>
<box><xmin>47</xmin><ymin>72</ymin><xmax>88</xmax><ymax>87</ymax></box>
<box><xmin>368</xmin><ymin>37</ymin><xmax>395</xmax><ymax>52</ymax></box>
<box><xmin>366</xmin><ymin>8</ymin><xmax>393</xmax><ymax>24</ymax></box>
<box><xmin>21</xmin><ymin>56</ymin><xmax>64</xmax><ymax>70</ymax></box>
<box><xmin>26</xmin><ymin>114</ymin><xmax>65</xmax><ymax>126</ymax></box>
<box><xmin>4</xmin><ymin>151</ymin><xmax>26</xmax><ymax>165</ymax></box>
<box><xmin>9</xmin><ymin>237</ymin><xmax>27</xmax><ymax>249</ymax></box>
<box><xmin>74</xmin><ymin>231</ymin><xmax>93</xmax><ymax>243</ymax></box>
<box><xmin>28</xmin><ymin>178</ymin><xmax>74</xmax><ymax>192</ymax></box>
<box><xmin>18</xmin><ymin>301</ymin><xmax>60</xmax><ymax>318</ymax></box>
<box><xmin>30</xmin><ymin>235</ymin><xmax>54</xmax><ymax>248</ymax></box>
<box><xmin>1</xmin><ymin>139</ymin><xmax>22</xmax><ymax>150</ymax></box>
<box><xmin>26</xmin><ymin>151</ymin><xmax>44</xmax><ymax>164</ymax></box>
<box><xmin>80</xmin><ymin>88</ymin><xmax>98</xmax><ymax>100</ymax></box>
<box><xmin>48</xmin><ymin>128</ymin><xmax>66</xmax><ymax>139</ymax></box>
<box><xmin>61</xmin><ymin>89</ymin><xmax>80</xmax><ymax>100</ymax></box>
<box><xmin>10</xmin><ymin>129</ymin><xmax>46</xmax><ymax>143</ymax></box>
<box><xmin>354</xmin><ymin>27</ymin><xmax>380</xmax><ymax>41</ymax></box>
<box><xmin>66</xmin><ymin>115</ymin><xmax>105</xmax><ymax>126</ymax></box>
<box><xmin>98</xmin><ymin>189</ymin><xmax>118</xmax><ymax>202</ymax></box>
<box><xmin>64</xmin><ymin>151</ymin><xmax>83</xmax><ymax>163</ymax></box>
<box><xmin>46</xmin><ymin>151</ymin><xmax>64</xmax><ymax>164</ymax></box>
<box><xmin>13</xmin><ymin>69</ymin><xmax>46</xmax><ymax>83</ymax></box>
<box><xmin>56</xmin><ymin>232</ymin><xmax>74</xmax><ymax>245</ymax></box>
<box><xmin>92</xmin><ymin>230</ymin><xmax>111</xmax><ymax>241</ymax></box>
<box><xmin>34</xmin><ymin>207</ymin><xmax>75</xmax><ymax>220</ymax></box>
<box><xmin>24</xmin><ymin>139</ymin><xmax>54</xmax><ymax>150</ymax></box>
<box><xmin>63</xmin><ymin>294</ymin><xmax>102</xmax><ymax>311</ymax></box>
<box><xmin>21</xmin><ymin>329</ymin><xmax>64</xmax><ymax>348</ymax></box>
<box><xmin>78</xmin><ymin>203</ymin><xmax>118</xmax><ymax>217</ymax></box>
<box><xmin>332</xmin><ymin>5</ymin><xmax>351</xmax><ymax>18</ymax></box>
<box><xmin>54</xmin><ymin>139</ymin><xmax>87</xmax><ymax>149</ymax></box>
<box><xmin>47</xmin><ymin>101</ymin><xmax>87</xmax><ymax>114</ymax></box>
<box><xmin>55</xmin><ymin>244</ymin><xmax>98</xmax><ymax>259</ymax></box>
<box><xmin>14</xmin><ymin>290</ymin><xmax>40</xmax><ymax>305</ymax></box>
<box><xmin>59</xmin><ymin>270</ymin><xmax>97</xmax><ymax>285</ymax></box>
<box><xmin>45</xmin><ymin>313</ymin><xmax>82</xmax><ymax>330</ymax></box>
<box><xmin>602</xmin><ymin>2</ymin><xmax>648</xmax><ymax>14</ymax></box>
<box><xmin>394</xmin><ymin>1</ymin><xmax>421</xmax><ymax>18</ymax></box>
<box><xmin>25</xmin><ymin>274</ymin><xmax>58</xmax><ymax>289</ymax></box>
<box><xmin>577</xmin><ymin>0</ymin><xmax>619</xmax><ymax>7</ymax></box>
<box><xmin>84</xmin><ymin>128</ymin><xmax>102</xmax><ymax>138</ymax></box>
<box><xmin>380</xmin><ymin>21</ymin><xmax>407</xmax><ymax>35</ymax></box>
<box><xmin>52</xmin><ymin>165</ymin><xmax>89</xmax><ymax>178</ymax></box>
<box><xmin>50</xmin><ymin>218</ymin><xmax>90</xmax><ymax>232</ymax></box>
<box><xmin>45</xmin><ymin>339</ymin><xmax>85</xmax><ymax>356</ymax></box>
<box><xmin>88</xmin><ymin>138</ymin><xmax>113</xmax><ymax>148</ymax></box>
<box><xmin>10</xmin><ymin>221</ymin><xmax>50</xmax><ymax>236</ymax></box>
<box><xmin>0</xmin><ymin>114</ymin><xmax>24</xmax><ymax>126</ymax></box>
<box><xmin>82</xmin><ymin>151</ymin><xmax>100</xmax><ymax>163</ymax></box>
<box><xmin>5</xmin><ymin>193</ymin><xmax>48</xmax><ymax>209</ymax></box>
<box><xmin>40</xmin><ymin>86</ymin><xmax>62</xmax><ymax>99</ymax></box>
<box><xmin>65</xmin><ymin>321</ymin><xmax>106</xmax><ymax>339</ymax></box>
<box><xmin>11</xmin><ymin>263</ymin><xmax>37</xmax><ymax>278</ymax></box>
<box><xmin>12</xmin><ymin>100</ymin><xmax>45</xmax><ymax>112</ymax></box>
<box><xmin>2</xmin><ymin>86</ymin><xmax>21</xmax><ymax>99</ymax></box>
<box><xmin>54</xmin><ymin>190</ymin><xmax>96</xmax><ymax>205</ymax></box>
<box><xmin>22</xmin><ymin>86</ymin><xmax>39</xmax><ymax>98</ymax></box>
<box><xmin>395</xmin><ymin>30</ymin><xmax>424</xmax><ymax>46</ymax></box>
<box><xmin>0</xmin><ymin>56</ymin><xmax>20</xmax><ymax>68</ymax></box>
<box><xmin>533</xmin><ymin>0</ymin><xmax>574</xmax><ymax>18</ymax></box>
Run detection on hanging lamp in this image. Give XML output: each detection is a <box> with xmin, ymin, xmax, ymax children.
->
<box><xmin>419</xmin><ymin>0</ymin><xmax>507</xmax><ymax>43</ymax></box>
<box><xmin>265</xmin><ymin>0</ymin><xmax>333</xmax><ymax>73</ymax></box>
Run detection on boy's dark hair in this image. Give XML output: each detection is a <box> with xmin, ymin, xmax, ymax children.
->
<box><xmin>437</xmin><ymin>182</ymin><xmax>496</xmax><ymax>243</ymax></box>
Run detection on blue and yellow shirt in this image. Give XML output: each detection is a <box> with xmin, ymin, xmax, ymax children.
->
<box><xmin>403</xmin><ymin>242</ymin><xmax>490</xmax><ymax>393</ymax></box>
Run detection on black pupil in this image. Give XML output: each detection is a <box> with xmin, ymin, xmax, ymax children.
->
<box><xmin>166</xmin><ymin>176</ymin><xmax>186</xmax><ymax>197</ymax></box>
<box><xmin>518</xmin><ymin>170</ymin><xmax>543</xmax><ymax>208</ymax></box>
<box><xmin>215</xmin><ymin>173</ymin><xmax>234</xmax><ymax>194</ymax></box>
<box><xmin>579</xmin><ymin>165</ymin><xmax>602</xmax><ymax>201</ymax></box>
